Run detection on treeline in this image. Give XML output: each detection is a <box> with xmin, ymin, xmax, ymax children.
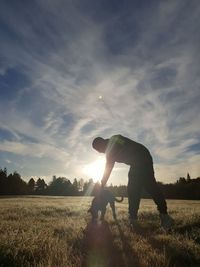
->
<box><xmin>107</xmin><ymin>175</ymin><xmax>200</xmax><ymax>200</ymax></box>
<box><xmin>0</xmin><ymin>168</ymin><xmax>86</xmax><ymax>196</ymax></box>
<box><xmin>0</xmin><ymin>168</ymin><xmax>200</xmax><ymax>199</ymax></box>
<box><xmin>158</xmin><ymin>176</ymin><xmax>200</xmax><ymax>200</ymax></box>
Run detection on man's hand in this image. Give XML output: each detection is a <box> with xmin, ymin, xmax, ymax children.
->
<box><xmin>101</xmin><ymin>160</ymin><xmax>115</xmax><ymax>187</ymax></box>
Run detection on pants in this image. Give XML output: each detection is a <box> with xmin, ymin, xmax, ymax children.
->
<box><xmin>127</xmin><ymin>165</ymin><xmax>167</xmax><ymax>219</ymax></box>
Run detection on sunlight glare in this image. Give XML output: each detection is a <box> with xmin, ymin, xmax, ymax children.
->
<box><xmin>83</xmin><ymin>157</ymin><xmax>105</xmax><ymax>182</ymax></box>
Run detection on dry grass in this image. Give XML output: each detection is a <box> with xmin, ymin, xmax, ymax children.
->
<box><xmin>0</xmin><ymin>197</ymin><xmax>200</xmax><ymax>267</ymax></box>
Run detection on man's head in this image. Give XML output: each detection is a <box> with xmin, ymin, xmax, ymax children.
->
<box><xmin>92</xmin><ymin>137</ymin><xmax>108</xmax><ymax>153</ymax></box>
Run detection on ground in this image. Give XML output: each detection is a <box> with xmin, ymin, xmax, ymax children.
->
<box><xmin>0</xmin><ymin>197</ymin><xmax>200</xmax><ymax>267</ymax></box>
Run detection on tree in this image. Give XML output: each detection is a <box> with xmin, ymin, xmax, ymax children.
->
<box><xmin>83</xmin><ymin>179</ymin><xmax>95</xmax><ymax>195</ymax></box>
<box><xmin>187</xmin><ymin>173</ymin><xmax>191</xmax><ymax>182</ymax></box>
<box><xmin>6</xmin><ymin>171</ymin><xmax>27</xmax><ymax>195</ymax></box>
<box><xmin>28</xmin><ymin>178</ymin><xmax>35</xmax><ymax>194</ymax></box>
<box><xmin>0</xmin><ymin>168</ymin><xmax>7</xmax><ymax>194</ymax></box>
<box><xmin>35</xmin><ymin>178</ymin><xmax>47</xmax><ymax>194</ymax></box>
<box><xmin>48</xmin><ymin>177</ymin><xmax>73</xmax><ymax>196</ymax></box>
<box><xmin>177</xmin><ymin>177</ymin><xmax>186</xmax><ymax>184</ymax></box>
<box><xmin>72</xmin><ymin>178</ymin><xmax>79</xmax><ymax>195</ymax></box>
<box><xmin>78</xmin><ymin>178</ymin><xmax>84</xmax><ymax>192</ymax></box>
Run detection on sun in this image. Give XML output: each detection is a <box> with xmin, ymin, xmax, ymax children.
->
<box><xmin>83</xmin><ymin>157</ymin><xmax>106</xmax><ymax>182</ymax></box>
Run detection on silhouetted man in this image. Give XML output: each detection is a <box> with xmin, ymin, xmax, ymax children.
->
<box><xmin>92</xmin><ymin>134</ymin><xmax>173</xmax><ymax>230</ymax></box>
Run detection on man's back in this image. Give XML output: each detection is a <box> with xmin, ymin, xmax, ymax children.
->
<box><xmin>106</xmin><ymin>135</ymin><xmax>153</xmax><ymax>166</ymax></box>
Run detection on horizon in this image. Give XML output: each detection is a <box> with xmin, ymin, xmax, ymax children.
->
<box><xmin>0</xmin><ymin>165</ymin><xmax>198</xmax><ymax>187</ymax></box>
<box><xmin>0</xmin><ymin>1</ymin><xmax>200</xmax><ymax>185</ymax></box>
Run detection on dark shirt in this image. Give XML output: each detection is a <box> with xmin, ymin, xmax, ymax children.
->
<box><xmin>106</xmin><ymin>135</ymin><xmax>153</xmax><ymax>167</ymax></box>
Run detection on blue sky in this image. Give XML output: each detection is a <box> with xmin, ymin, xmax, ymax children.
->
<box><xmin>0</xmin><ymin>0</ymin><xmax>200</xmax><ymax>185</ymax></box>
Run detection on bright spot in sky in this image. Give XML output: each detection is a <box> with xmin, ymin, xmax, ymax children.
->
<box><xmin>98</xmin><ymin>95</ymin><xmax>103</xmax><ymax>100</ymax></box>
<box><xmin>83</xmin><ymin>157</ymin><xmax>106</xmax><ymax>182</ymax></box>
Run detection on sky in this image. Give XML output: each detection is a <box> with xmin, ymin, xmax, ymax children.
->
<box><xmin>0</xmin><ymin>0</ymin><xmax>200</xmax><ymax>185</ymax></box>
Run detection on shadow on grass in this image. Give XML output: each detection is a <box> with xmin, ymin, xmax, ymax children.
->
<box><xmin>0</xmin><ymin>249</ymin><xmax>18</xmax><ymax>267</ymax></box>
<box><xmin>82</xmin><ymin>220</ymin><xmax>138</xmax><ymax>267</ymax></box>
<box><xmin>115</xmin><ymin>219</ymin><xmax>140</xmax><ymax>267</ymax></box>
<box><xmin>131</xmin><ymin>220</ymin><xmax>200</xmax><ymax>267</ymax></box>
<box><xmin>0</xmin><ymin>246</ymin><xmax>35</xmax><ymax>267</ymax></box>
<box><xmin>173</xmin><ymin>222</ymin><xmax>200</xmax><ymax>244</ymax></box>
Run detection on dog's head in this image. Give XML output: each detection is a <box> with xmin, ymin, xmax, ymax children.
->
<box><xmin>88</xmin><ymin>207</ymin><xmax>98</xmax><ymax>220</ymax></box>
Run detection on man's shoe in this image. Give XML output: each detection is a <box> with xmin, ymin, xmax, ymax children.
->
<box><xmin>160</xmin><ymin>214</ymin><xmax>174</xmax><ymax>231</ymax></box>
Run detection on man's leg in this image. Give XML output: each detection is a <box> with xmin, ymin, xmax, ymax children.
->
<box><xmin>110</xmin><ymin>201</ymin><xmax>116</xmax><ymax>220</ymax></box>
<box><xmin>128</xmin><ymin>167</ymin><xmax>142</xmax><ymax>220</ymax></box>
<box><xmin>100</xmin><ymin>207</ymin><xmax>106</xmax><ymax>220</ymax></box>
<box><xmin>143</xmin><ymin>174</ymin><xmax>174</xmax><ymax>230</ymax></box>
<box><xmin>143</xmin><ymin>174</ymin><xmax>167</xmax><ymax>214</ymax></box>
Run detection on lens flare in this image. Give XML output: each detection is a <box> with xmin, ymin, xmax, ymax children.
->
<box><xmin>83</xmin><ymin>157</ymin><xmax>105</xmax><ymax>182</ymax></box>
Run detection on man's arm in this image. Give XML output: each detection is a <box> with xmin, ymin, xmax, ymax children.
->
<box><xmin>101</xmin><ymin>160</ymin><xmax>115</xmax><ymax>187</ymax></box>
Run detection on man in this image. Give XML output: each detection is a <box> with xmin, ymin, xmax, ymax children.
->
<box><xmin>92</xmin><ymin>134</ymin><xmax>173</xmax><ymax>230</ymax></box>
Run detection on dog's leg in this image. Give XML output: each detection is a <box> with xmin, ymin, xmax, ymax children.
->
<box><xmin>92</xmin><ymin>210</ymin><xmax>98</xmax><ymax>221</ymax></box>
<box><xmin>110</xmin><ymin>201</ymin><xmax>116</xmax><ymax>219</ymax></box>
<box><xmin>100</xmin><ymin>207</ymin><xmax>106</xmax><ymax>220</ymax></box>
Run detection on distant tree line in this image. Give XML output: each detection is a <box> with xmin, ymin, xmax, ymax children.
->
<box><xmin>0</xmin><ymin>168</ymin><xmax>200</xmax><ymax>199</ymax></box>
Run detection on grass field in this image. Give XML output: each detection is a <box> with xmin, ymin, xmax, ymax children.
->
<box><xmin>0</xmin><ymin>197</ymin><xmax>200</xmax><ymax>267</ymax></box>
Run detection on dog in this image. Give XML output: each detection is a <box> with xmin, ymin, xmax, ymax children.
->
<box><xmin>88</xmin><ymin>188</ymin><xmax>123</xmax><ymax>221</ymax></box>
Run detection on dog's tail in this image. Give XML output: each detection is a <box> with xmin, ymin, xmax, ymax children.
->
<box><xmin>114</xmin><ymin>196</ymin><xmax>124</xmax><ymax>202</ymax></box>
